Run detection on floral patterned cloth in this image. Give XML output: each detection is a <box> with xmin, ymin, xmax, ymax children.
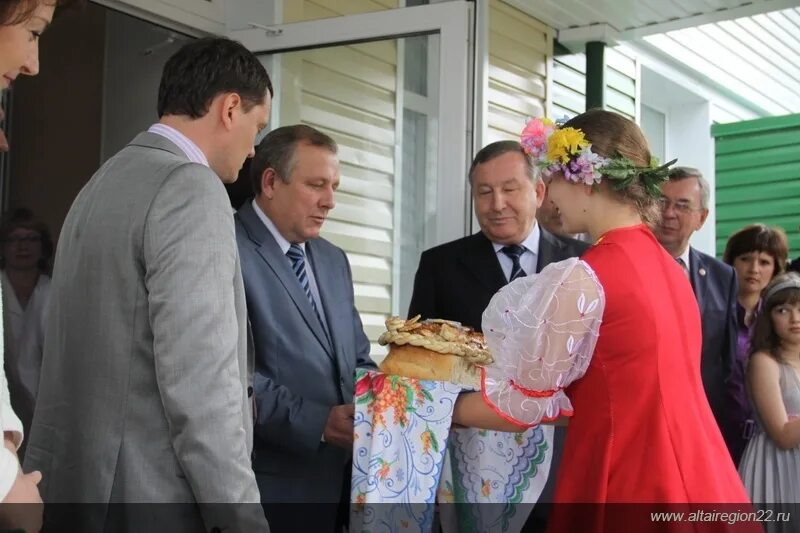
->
<box><xmin>438</xmin><ymin>425</ymin><xmax>553</xmax><ymax>533</ymax></box>
<box><xmin>351</xmin><ymin>369</ymin><xmax>461</xmax><ymax>533</ymax></box>
<box><xmin>350</xmin><ymin>369</ymin><xmax>555</xmax><ymax>533</ymax></box>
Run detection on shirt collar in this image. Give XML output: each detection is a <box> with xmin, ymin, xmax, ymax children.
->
<box><xmin>491</xmin><ymin>222</ymin><xmax>541</xmax><ymax>255</ymax></box>
<box><xmin>147</xmin><ymin>123</ymin><xmax>209</xmax><ymax>167</ymax></box>
<box><xmin>252</xmin><ymin>199</ymin><xmax>306</xmax><ymax>255</ymax></box>
<box><xmin>678</xmin><ymin>246</ymin><xmax>691</xmax><ymax>271</ymax></box>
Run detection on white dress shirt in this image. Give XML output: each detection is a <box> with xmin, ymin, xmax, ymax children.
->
<box><xmin>492</xmin><ymin>223</ymin><xmax>541</xmax><ymax>281</ymax></box>
<box><xmin>677</xmin><ymin>246</ymin><xmax>691</xmax><ymax>276</ymax></box>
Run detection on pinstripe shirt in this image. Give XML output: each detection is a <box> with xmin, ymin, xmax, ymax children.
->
<box><xmin>147</xmin><ymin>123</ymin><xmax>209</xmax><ymax>167</ymax></box>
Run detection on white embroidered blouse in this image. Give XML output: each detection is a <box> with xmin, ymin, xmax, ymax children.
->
<box><xmin>481</xmin><ymin>258</ymin><xmax>605</xmax><ymax>426</ymax></box>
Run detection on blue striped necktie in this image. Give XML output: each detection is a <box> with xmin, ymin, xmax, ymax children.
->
<box><xmin>501</xmin><ymin>244</ymin><xmax>527</xmax><ymax>281</ymax></box>
<box><xmin>286</xmin><ymin>244</ymin><xmax>321</xmax><ymax>319</ymax></box>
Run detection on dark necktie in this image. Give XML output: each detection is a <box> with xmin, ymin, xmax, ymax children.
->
<box><xmin>501</xmin><ymin>244</ymin><xmax>527</xmax><ymax>282</ymax></box>
<box><xmin>676</xmin><ymin>257</ymin><xmax>689</xmax><ymax>277</ymax></box>
<box><xmin>286</xmin><ymin>244</ymin><xmax>321</xmax><ymax>320</ymax></box>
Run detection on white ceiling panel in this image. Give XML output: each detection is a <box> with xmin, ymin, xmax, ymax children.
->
<box><xmin>642</xmin><ymin>6</ymin><xmax>800</xmax><ymax>114</ymax></box>
<box><xmin>503</xmin><ymin>0</ymin><xmax>799</xmax><ymax>37</ymax></box>
<box><xmin>502</xmin><ymin>0</ymin><xmax>800</xmax><ymax>115</ymax></box>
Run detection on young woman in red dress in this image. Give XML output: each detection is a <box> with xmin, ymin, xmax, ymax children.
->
<box><xmin>453</xmin><ymin>109</ymin><xmax>755</xmax><ymax>532</ymax></box>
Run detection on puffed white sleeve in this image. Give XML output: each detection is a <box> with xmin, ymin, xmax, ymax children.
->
<box><xmin>480</xmin><ymin>257</ymin><xmax>605</xmax><ymax>427</ymax></box>
<box><xmin>0</xmin><ymin>282</ymin><xmax>23</xmax><ymax>501</ymax></box>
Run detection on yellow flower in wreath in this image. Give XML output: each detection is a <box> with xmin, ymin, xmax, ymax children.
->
<box><xmin>547</xmin><ymin>127</ymin><xmax>588</xmax><ymax>163</ymax></box>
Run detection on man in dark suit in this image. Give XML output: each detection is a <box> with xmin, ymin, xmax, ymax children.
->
<box><xmin>408</xmin><ymin>140</ymin><xmax>588</xmax><ymax>532</ymax></box>
<box><xmin>235</xmin><ymin>125</ymin><xmax>376</xmax><ymax>532</ymax></box>
<box><xmin>654</xmin><ymin>166</ymin><xmax>738</xmax><ymax>431</ymax></box>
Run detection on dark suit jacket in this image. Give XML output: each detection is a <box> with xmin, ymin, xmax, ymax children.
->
<box><xmin>689</xmin><ymin>247</ymin><xmax>738</xmax><ymax>428</ymax></box>
<box><xmin>408</xmin><ymin>228</ymin><xmax>590</xmax><ymax>331</ymax></box>
<box><xmin>407</xmin><ymin>227</ymin><xmax>588</xmax><ymax>532</ymax></box>
<box><xmin>235</xmin><ymin>201</ymin><xmax>376</xmax><ymax>503</ymax></box>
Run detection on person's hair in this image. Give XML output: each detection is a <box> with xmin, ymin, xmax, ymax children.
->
<box><xmin>0</xmin><ymin>0</ymin><xmax>82</xmax><ymax>26</ymax></box>
<box><xmin>667</xmin><ymin>166</ymin><xmax>710</xmax><ymax>209</ymax></box>
<box><xmin>0</xmin><ymin>208</ymin><xmax>53</xmax><ymax>272</ymax></box>
<box><xmin>157</xmin><ymin>37</ymin><xmax>273</xmax><ymax>119</ymax></box>
<box><xmin>468</xmin><ymin>140</ymin><xmax>537</xmax><ymax>184</ymax></box>
<box><xmin>789</xmin><ymin>256</ymin><xmax>800</xmax><ymax>274</ymax></box>
<box><xmin>562</xmin><ymin>109</ymin><xmax>660</xmax><ymax>225</ymax></box>
<box><xmin>250</xmin><ymin>124</ymin><xmax>338</xmax><ymax>194</ymax></box>
<box><xmin>722</xmin><ymin>223</ymin><xmax>789</xmax><ymax>275</ymax></box>
<box><xmin>750</xmin><ymin>272</ymin><xmax>800</xmax><ymax>361</ymax></box>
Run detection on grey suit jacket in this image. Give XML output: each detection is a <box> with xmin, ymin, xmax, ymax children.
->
<box><xmin>25</xmin><ymin>132</ymin><xmax>268</xmax><ymax>532</ymax></box>
<box><xmin>235</xmin><ymin>201</ymin><xmax>376</xmax><ymax>503</ymax></box>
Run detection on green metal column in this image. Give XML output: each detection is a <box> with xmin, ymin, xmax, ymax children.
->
<box><xmin>585</xmin><ymin>41</ymin><xmax>605</xmax><ymax>110</ymax></box>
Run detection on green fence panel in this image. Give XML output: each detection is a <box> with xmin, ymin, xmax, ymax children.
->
<box><xmin>712</xmin><ymin>114</ymin><xmax>800</xmax><ymax>259</ymax></box>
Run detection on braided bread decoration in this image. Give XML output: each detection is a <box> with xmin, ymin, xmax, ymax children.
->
<box><xmin>378</xmin><ymin>315</ymin><xmax>494</xmax><ymax>366</ymax></box>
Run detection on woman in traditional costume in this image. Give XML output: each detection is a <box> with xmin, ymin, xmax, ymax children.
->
<box><xmin>453</xmin><ymin>109</ymin><xmax>753</xmax><ymax>532</ymax></box>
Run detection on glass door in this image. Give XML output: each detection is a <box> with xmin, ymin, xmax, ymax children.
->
<box><xmin>229</xmin><ymin>2</ymin><xmax>473</xmax><ymax>359</ymax></box>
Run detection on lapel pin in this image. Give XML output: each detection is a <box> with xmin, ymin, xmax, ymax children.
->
<box><xmin>699</xmin><ymin>268</ymin><xmax>707</xmax><ymax>277</ymax></box>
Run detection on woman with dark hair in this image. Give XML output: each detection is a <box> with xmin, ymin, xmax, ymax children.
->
<box><xmin>721</xmin><ymin>224</ymin><xmax>789</xmax><ymax>465</ymax></box>
<box><xmin>452</xmin><ymin>109</ymin><xmax>750</xmax><ymax>531</ymax></box>
<box><xmin>738</xmin><ymin>272</ymin><xmax>800</xmax><ymax>528</ymax></box>
<box><xmin>1</xmin><ymin>209</ymin><xmax>52</xmax><ymax>455</ymax></box>
<box><xmin>0</xmin><ymin>0</ymin><xmax>65</xmax><ymax>88</ymax></box>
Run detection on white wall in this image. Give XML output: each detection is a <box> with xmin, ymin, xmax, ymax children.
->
<box><xmin>639</xmin><ymin>65</ymin><xmax>716</xmax><ymax>256</ymax></box>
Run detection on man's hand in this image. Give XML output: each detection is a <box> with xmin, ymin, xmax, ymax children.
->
<box><xmin>0</xmin><ymin>470</ymin><xmax>44</xmax><ymax>533</ymax></box>
<box><xmin>323</xmin><ymin>404</ymin><xmax>355</xmax><ymax>450</ymax></box>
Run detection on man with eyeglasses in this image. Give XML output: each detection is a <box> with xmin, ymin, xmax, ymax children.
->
<box><xmin>654</xmin><ymin>166</ymin><xmax>738</xmax><ymax>434</ymax></box>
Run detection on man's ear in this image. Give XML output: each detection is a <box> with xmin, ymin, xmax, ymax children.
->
<box><xmin>219</xmin><ymin>93</ymin><xmax>243</xmax><ymax>131</ymax></box>
<box><xmin>261</xmin><ymin>168</ymin><xmax>278</xmax><ymax>199</ymax></box>
<box><xmin>697</xmin><ymin>208</ymin><xmax>710</xmax><ymax>229</ymax></box>
<box><xmin>534</xmin><ymin>179</ymin><xmax>546</xmax><ymax>208</ymax></box>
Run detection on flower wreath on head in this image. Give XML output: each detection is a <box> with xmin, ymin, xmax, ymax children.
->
<box><xmin>520</xmin><ymin>117</ymin><xmax>676</xmax><ymax>198</ymax></box>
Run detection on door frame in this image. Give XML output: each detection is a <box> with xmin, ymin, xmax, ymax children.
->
<box><xmin>228</xmin><ymin>1</ymin><xmax>474</xmax><ymax>246</ymax></box>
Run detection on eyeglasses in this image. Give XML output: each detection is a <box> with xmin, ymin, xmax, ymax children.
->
<box><xmin>658</xmin><ymin>198</ymin><xmax>703</xmax><ymax>215</ymax></box>
<box><xmin>4</xmin><ymin>235</ymin><xmax>41</xmax><ymax>244</ymax></box>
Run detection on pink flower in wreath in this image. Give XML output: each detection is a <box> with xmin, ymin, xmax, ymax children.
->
<box><xmin>520</xmin><ymin>117</ymin><xmax>555</xmax><ymax>159</ymax></box>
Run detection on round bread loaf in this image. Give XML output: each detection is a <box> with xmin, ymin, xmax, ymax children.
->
<box><xmin>380</xmin><ymin>344</ymin><xmax>479</xmax><ymax>387</ymax></box>
<box><xmin>377</xmin><ymin>315</ymin><xmax>489</xmax><ymax>388</ymax></box>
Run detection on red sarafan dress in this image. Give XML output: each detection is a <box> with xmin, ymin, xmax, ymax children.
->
<box><xmin>481</xmin><ymin>224</ymin><xmax>755</xmax><ymax>532</ymax></box>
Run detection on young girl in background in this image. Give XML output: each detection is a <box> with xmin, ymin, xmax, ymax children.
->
<box><xmin>739</xmin><ymin>272</ymin><xmax>800</xmax><ymax>529</ymax></box>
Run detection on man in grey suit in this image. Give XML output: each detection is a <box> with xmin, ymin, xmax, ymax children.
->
<box><xmin>25</xmin><ymin>38</ymin><xmax>272</xmax><ymax>532</ymax></box>
<box><xmin>235</xmin><ymin>125</ymin><xmax>376</xmax><ymax>532</ymax></box>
